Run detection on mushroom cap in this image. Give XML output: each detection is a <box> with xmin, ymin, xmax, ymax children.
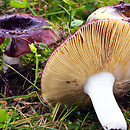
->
<box><xmin>86</xmin><ymin>2</ymin><xmax>130</xmax><ymax>23</ymax></box>
<box><xmin>0</xmin><ymin>13</ymin><xmax>66</xmax><ymax>57</ymax></box>
<box><xmin>41</xmin><ymin>19</ymin><xmax>130</xmax><ymax>107</ymax></box>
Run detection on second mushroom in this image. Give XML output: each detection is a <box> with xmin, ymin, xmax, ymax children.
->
<box><xmin>0</xmin><ymin>13</ymin><xmax>66</xmax><ymax>71</ymax></box>
<box><xmin>41</xmin><ymin>19</ymin><xmax>130</xmax><ymax>130</ymax></box>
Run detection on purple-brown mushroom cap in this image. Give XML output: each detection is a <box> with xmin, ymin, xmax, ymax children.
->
<box><xmin>0</xmin><ymin>13</ymin><xmax>66</xmax><ymax>57</ymax></box>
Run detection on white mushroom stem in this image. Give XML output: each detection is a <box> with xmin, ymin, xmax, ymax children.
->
<box><xmin>3</xmin><ymin>54</ymin><xmax>23</xmax><ymax>72</ymax></box>
<box><xmin>84</xmin><ymin>72</ymin><xmax>127</xmax><ymax>130</ymax></box>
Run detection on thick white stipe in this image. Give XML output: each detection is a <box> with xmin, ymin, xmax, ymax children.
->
<box><xmin>3</xmin><ymin>54</ymin><xmax>23</xmax><ymax>72</ymax></box>
<box><xmin>84</xmin><ymin>72</ymin><xmax>127</xmax><ymax>130</ymax></box>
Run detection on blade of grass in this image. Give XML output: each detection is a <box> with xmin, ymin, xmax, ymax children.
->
<box><xmin>27</xmin><ymin>108</ymin><xmax>38</xmax><ymax>130</ymax></box>
<box><xmin>34</xmin><ymin>91</ymin><xmax>51</xmax><ymax>109</ymax></box>
<box><xmin>39</xmin><ymin>127</ymin><xmax>58</xmax><ymax>130</ymax></box>
<box><xmin>5</xmin><ymin>64</ymin><xmax>41</xmax><ymax>92</ymax></box>
<box><xmin>40</xmin><ymin>7</ymin><xmax>82</xmax><ymax>16</ymax></box>
<box><xmin>60</xmin><ymin>106</ymin><xmax>78</xmax><ymax>122</ymax></box>
<box><xmin>51</xmin><ymin>102</ymin><xmax>61</xmax><ymax>122</ymax></box>
<box><xmin>58</xmin><ymin>102</ymin><xmax>81</xmax><ymax>119</ymax></box>
<box><xmin>81</xmin><ymin>112</ymin><xmax>90</xmax><ymax>126</ymax></box>
<box><xmin>0</xmin><ymin>91</ymin><xmax>36</xmax><ymax>101</ymax></box>
<box><xmin>58</xmin><ymin>4</ymin><xmax>70</xmax><ymax>15</ymax></box>
<box><xmin>27</xmin><ymin>5</ymin><xmax>36</xmax><ymax>16</ymax></box>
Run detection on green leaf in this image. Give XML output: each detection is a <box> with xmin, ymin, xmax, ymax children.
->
<box><xmin>29</xmin><ymin>2</ymin><xmax>38</xmax><ymax>6</ymax></box>
<box><xmin>29</xmin><ymin>43</ymin><xmax>37</xmax><ymax>53</ymax></box>
<box><xmin>0</xmin><ymin>37</ymin><xmax>11</xmax><ymax>53</ymax></box>
<box><xmin>71</xmin><ymin>19</ymin><xmax>83</xmax><ymax>27</ymax></box>
<box><xmin>0</xmin><ymin>123</ymin><xmax>4</xmax><ymax>128</ymax></box>
<box><xmin>37</xmin><ymin>42</ymin><xmax>48</xmax><ymax>47</ymax></box>
<box><xmin>4</xmin><ymin>37</ymin><xmax>11</xmax><ymax>45</ymax></box>
<box><xmin>10</xmin><ymin>0</ymin><xmax>27</xmax><ymax>8</ymax></box>
<box><xmin>63</xmin><ymin>0</ymin><xmax>77</xmax><ymax>6</ymax></box>
<box><xmin>37</xmin><ymin>43</ymin><xmax>47</xmax><ymax>50</ymax></box>
<box><xmin>0</xmin><ymin>109</ymin><xmax>9</xmax><ymax>122</ymax></box>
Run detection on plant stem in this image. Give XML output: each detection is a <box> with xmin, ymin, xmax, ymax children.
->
<box><xmin>69</xmin><ymin>9</ymin><xmax>72</xmax><ymax>28</ymax></box>
<box><xmin>34</xmin><ymin>52</ymin><xmax>38</xmax><ymax>85</ymax></box>
<box><xmin>4</xmin><ymin>0</ymin><xmax>7</xmax><ymax>9</ymax></box>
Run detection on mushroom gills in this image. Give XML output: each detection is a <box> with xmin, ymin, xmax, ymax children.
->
<box><xmin>84</xmin><ymin>72</ymin><xmax>127</xmax><ymax>130</ymax></box>
<box><xmin>41</xmin><ymin>19</ymin><xmax>130</xmax><ymax>130</ymax></box>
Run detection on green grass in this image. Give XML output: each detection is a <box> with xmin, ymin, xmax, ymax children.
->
<box><xmin>0</xmin><ymin>0</ymin><xmax>129</xmax><ymax>129</ymax></box>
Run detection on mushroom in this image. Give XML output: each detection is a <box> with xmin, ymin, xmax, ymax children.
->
<box><xmin>41</xmin><ymin>19</ymin><xmax>130</xmax><ymax>129</ymax></box>
<box><xmin>86</xmin><ymin>2</ymin><xmax>130</xmax><ymax>23</ymax></box>
<box><xmin>0</xmin><ymin>13</ymin><xmax>66</xmax><ymax>71</ymax></box>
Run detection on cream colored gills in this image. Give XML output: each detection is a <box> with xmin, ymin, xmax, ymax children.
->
<box><xmin>41</xmin><ymin>20</ymin><xmax>130</xmax><ymax>130</ymax></box>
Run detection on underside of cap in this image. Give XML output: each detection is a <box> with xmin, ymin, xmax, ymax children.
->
<box><xmin>41</xmin><ymin>19</ymin><xmax>130</xmax><ymax>107</ymax></box>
